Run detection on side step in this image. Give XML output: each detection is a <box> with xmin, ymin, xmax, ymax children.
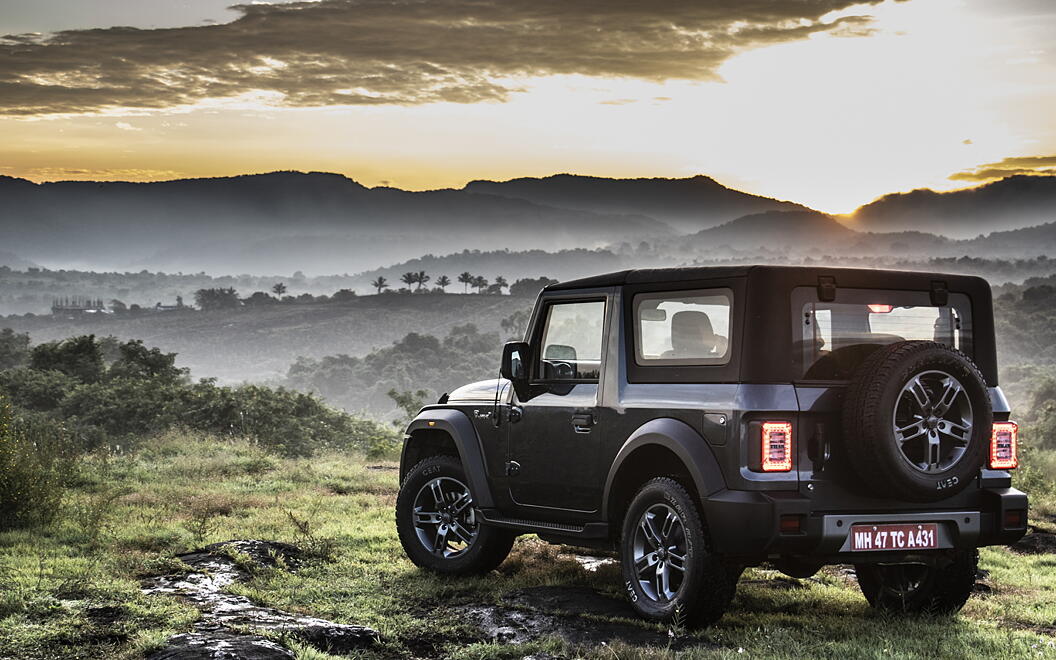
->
<box><xmin>477</xmin><ymin>510</ymin><xmax>609</xmax><ymax>539</ymax></box>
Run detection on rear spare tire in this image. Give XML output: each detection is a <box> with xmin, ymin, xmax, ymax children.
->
<box><xmin>842</xmin><ymin>341</ymin><xmax>990</xmax><ymax>502</ymax></box>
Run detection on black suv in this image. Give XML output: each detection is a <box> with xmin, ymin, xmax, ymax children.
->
<box><xmin>395</xmin><ymin>266</ymin><xmax>1027</xmax><ymax>626</ymax></box>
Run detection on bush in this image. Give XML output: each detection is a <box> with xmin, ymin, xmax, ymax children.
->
<box><xmin>0</xmin><ymin>397</ymin><xmax>72</xmax><ymax>530</ymax></box>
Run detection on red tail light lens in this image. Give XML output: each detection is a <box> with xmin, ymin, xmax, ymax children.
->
<box><xmin>989</xmin><ymin>422</ymin><xmax>1018</xmax><ymax>470</ymax></box>
<box><xmin>761</xmin><ymin>422</ymin><xmax>793</xmax><ymax>472</ymax></box>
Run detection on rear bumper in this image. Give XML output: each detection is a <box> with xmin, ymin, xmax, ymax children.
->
<box><xmin>702</xmin><ymin>487</ymin><xmax>1028</xmax><ymax>561</ymax></box>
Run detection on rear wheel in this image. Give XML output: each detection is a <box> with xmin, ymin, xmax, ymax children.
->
<box><xmin>620</xmin><ymin>478</ymin><xmax>738</xmax><ymax>627</ymax></box>
<box><xmin>855</xmin><ymin>550</ymin><xmax>978</xmax><ymax>615</ymax></box>
<box><xmin>396</xmin><ymin>455</ymin><xmax>515</xmax><ymax>575</ymax></box>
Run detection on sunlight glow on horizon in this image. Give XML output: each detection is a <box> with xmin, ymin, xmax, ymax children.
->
<box><xmin>0</xmin><ymin>0</ymin><xmax>1053</xmax><ymax>215</ymax></box>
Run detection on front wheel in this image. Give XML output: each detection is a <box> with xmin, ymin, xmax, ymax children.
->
<box><xmin>855</xmin><ymin>549</ymin><xmax>978</xmax><ymax>615</ymax></box>
<box><xmin>396</xmin><ymin>455</ymin><xmax>515</xmax><ymax>575</ymax></box>
<box><xmin>620</xmin><ymin>478</ymin><xmax>738</xmax><ymax>627</ymax></box>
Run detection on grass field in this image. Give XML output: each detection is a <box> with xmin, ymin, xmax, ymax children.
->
<box><xmin>1</xmin><ymin>432</ymin><xmax>1055</xmax><ymax>659</ymax></box>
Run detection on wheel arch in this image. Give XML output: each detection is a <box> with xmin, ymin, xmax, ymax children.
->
<box><xmin>602</xmin><ymin>417</ymin><xmax>726</xmax><ymax>523</ymax></box>
<box><xmin>402</xmin><ymin>408</ymin><xmax>495</xmax><ymax>508</ymax></box>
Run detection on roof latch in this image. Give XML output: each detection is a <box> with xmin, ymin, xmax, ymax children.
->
<box><xmin>817</xmin><ymin>276</ymin><xmax>836</xmax><ymax>302</ymax></box>
<box><xmin>930</xmin><ymin>280</ymin><xmax>949</xmax><ymax>306</ymax></box>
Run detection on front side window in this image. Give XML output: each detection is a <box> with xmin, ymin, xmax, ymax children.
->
<box><xmin>538</xmin><ymin>300</ymin><xmax>605</xmax><ymax>381</ymax></box>
<box><xmin>634</xmin><ymin>289</ymin><xmax>732</xmax><ymax>366</ymax></box>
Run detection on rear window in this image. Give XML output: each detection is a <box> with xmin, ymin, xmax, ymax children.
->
<box><xmin>793</xmin><ymin>287</ymin><xmax>972</xmax><ymax>380</ymax></box>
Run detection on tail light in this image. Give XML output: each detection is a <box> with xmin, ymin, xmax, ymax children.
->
<box><xmin>761</xmin><ymin>422</ymin><xmax>793</xmax><ymax>472</ymax></box>
<box><xmin>989</xmin><ymin>422</ymin><xmax>1018</xmax><ymax>470</ymax></box>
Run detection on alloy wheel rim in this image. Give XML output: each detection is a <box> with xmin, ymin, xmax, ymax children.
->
<box><xmin>412</xmin><ymin>476</ymin><xmax>478</xmax><ymax>558</ymax></box>
<box><xmin>632</xmin><ymin>503</ymin><xmax>689</xmax><ymax>603</ymax></box>
<box><xmin>892</xmin><ymin>370</ymin><xmax>973</xmax><ymax>474</ymax></box>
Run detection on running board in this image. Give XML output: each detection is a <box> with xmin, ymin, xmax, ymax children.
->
<box><xmin>477</xmin><ymin>510</ymin><xmax>609</xmax><ymax>539</ymax></box>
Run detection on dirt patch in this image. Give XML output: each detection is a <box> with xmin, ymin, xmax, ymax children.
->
<box><xmin>143</xmin><ymin>540</ymin><xmax>379</xmax><ymax>659</ymax></box>
<box><xmin>454</xmin><ymin>585</ymin><xmax>689</xmax><ymax>648</ymax></box>
<box><xmin>1011</xmin><ymin>530</ymin><xmax>1056</xmax><ymax>555</ymax></box>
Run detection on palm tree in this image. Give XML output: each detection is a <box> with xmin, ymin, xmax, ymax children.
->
<box><xmin>400</xmin><ymin>272</ymin><xmax>416</xmax><ymax>290</ymax></box>
<box><xmin>494</xmin><ymin>275</ymin><xmax>508</xmax><ymax>293</ymax></box>
<box><xmin>473</xmin><ymin>275</ymin><xmax>489</xmax><ymax>293</ymax></box>
<box><xmin>271</xmin><ymin>282</ymin><xmax>287</xmax><ymax>296</ymax></box>
<box><xmin>370</xmin><ymin>276</ymin><xmax>389</xmax><ymax>294</ymax></box>
<box><xmin>458</xmin><ymin>271</ymin><xmax>473</xmax><ymax>293</ymax></box>
<box><xmin>436</xmin><ymin>275</ymin><xmax>451</xmax><ymax>292</ymax></box>
<box><xmin>415</xmin><ymin>270</ymin><xmax>430</xmax><ymax>291</ymax></box>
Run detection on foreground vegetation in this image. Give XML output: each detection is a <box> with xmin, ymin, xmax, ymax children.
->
<box><xmin>0</xmin><ymin>431</ymin><xmax>1053</xmax><ymax>659</ymax></box>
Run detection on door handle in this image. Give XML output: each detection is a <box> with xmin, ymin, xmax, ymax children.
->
<box><xmin>571</xmin><ymin>412</ymin><xmax>595</xmax><ymax>433</ymax></box>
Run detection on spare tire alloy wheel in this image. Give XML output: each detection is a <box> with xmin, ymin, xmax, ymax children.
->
<box><xmin>843</xmin><ymin>341</ymin><xmax>991</xmax><ymax>502</ymax></box>
<box><xmin>894</xmin><ymin>371</ymin><xmax>973</xmax><ymax>474</ymax></box>
<box><xmin>412</xmin><ymin>476</ymin><xmax>478</xmax><ymax>558</ymax></box>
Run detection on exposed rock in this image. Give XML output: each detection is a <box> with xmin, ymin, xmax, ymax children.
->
<box><xmin>144</xmin><ymin>540</ymin><xmax>378</xmax><ymax>658</ymax></box>
<box><xmin>455</xmin><ymin>585</ymin><xmax>677</xmax><ymax>648</ymax></box>
<box><xmin>149</xmin><ymin>627</ymin><xmax>295</xmax><ymax>660</ymax></box>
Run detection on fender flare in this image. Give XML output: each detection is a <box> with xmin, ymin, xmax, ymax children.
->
<box><xmin>601</xmin><ymin>417</ymin><xmax>726</xmax><ymax>519</ymax></box>
<box><xmin>403</xmin><ymin>408</ymin><xmax>495</xmax><ymax>508</ymax></box>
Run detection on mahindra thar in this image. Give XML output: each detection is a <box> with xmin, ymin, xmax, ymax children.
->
<box><xmin>395</xmin><ymin>266</ymin><xmax>1027</xmax><ymax>625</ymax></box>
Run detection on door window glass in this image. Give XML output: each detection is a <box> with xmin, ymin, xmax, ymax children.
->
<box><xmin>538</xmin><ymin>300</ymin><xmax>605</xmax><ymax>381</ymax></box>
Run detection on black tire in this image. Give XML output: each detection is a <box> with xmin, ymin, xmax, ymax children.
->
<box><xmin>620</xmin><ymin>478</ymin><xmax>738</xmax><ymax>627</ymax></box>
<box><xmin>396</xmin><ymin>455</ymin><xmax>515</xmax><ymax>575</ymax></box>
<box><xmin>855</xmin><ymin>550</ymin><xmax>978</xmax><ymax>615</ymax></box>
<box><xmin>842</xmin><ymin>341</ymin><xmax>991</xmax><ymax>502</ymax></box>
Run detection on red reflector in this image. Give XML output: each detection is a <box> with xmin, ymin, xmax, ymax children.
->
<box><xmin>762</xmin><ymin>422</ymin><xmax>793</xmax><ymax>472</ymax></box>
<box><xmin>868</xmin><ymin>304</ymin><xmax>893</xmax><ymax>314</ymax></box>
<box><xmin>1004</xmin><ymin>510</ymin><xmax>1025</xmax><ymax>529</ymax></box>
<box><xmin>990</xmin><ymin>422</ymin><xmax>1018</xmax><ymax>470</ymax></box>
<box><xmin>779</xmin><ymin>515</ymin><xmax>803</xmax><ymax>534</ymax></box>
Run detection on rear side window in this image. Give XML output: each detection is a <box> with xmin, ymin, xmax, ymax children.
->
<box><xmin>634</xmin><ymin>289</ymin><xmax>732</xmax><ymax>366</ymax></box>
<box><xmin>538</xmin><ymin>300</ymin><xmax>606</xmax><ymax>381</ymax></box>
<box><xmin>794</xmin><ymin>287</ymin><xmax>972</xmax><ymax>380</ymax></box>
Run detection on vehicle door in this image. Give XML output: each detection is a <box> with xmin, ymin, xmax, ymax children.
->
<box><xmin>506</xmin><ymin>293</ymin><xmax>610</xmax><ymax>514</ymax></box>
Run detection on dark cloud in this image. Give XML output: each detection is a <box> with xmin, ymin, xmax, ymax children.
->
<box><xmin>950</xmin><ymin>155</ymin><xmax>1056</xmax><ymax>182</ymax></box>
<box><xmin>0</xmin><ymin>0</ymin><xmax>886</xmax><ymax>115</ymax></box>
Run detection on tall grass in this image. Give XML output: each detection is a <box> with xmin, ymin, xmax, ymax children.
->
<box><xmin>0</xmin><ymin>397</ymin><xmax>72</xmax><ymax>531</ymax></box>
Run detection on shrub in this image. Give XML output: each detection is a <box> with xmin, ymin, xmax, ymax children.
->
<box><xmin>0</xmin><ymin>397</ymin><xmax>73</xmax><ymax>530</ymax></box>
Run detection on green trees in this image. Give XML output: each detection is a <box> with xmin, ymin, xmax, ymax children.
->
<box><xmin>0</xmin><ymin>328</ymin><xmax>29</xmax><ymax>370</ymax></box>
<box><xmin>436</xmin><ymin>275</ymin><xmax>451</xmax><ymax>292</ymax></box>
<box><xmin>400</xmin><ymin>272</ymin><xmax>416</xmax><ymax>290</ymax></box>
<box><xmin>272</xmin><ymin>282</ymin><xmax>287</xmax><ymax>296</ymax></box>
<box><xmin>30</xmin><ymin>335</ymin><xmax>105</xmax><ymax>383</ymax></box>
<box><xmin>510</xmin><ymin>277</ymin><xmax>559</xmax><ymax>297</ymax></box>
<box><xmin>194</xmin><ymin>287</ymin><xmax>241</xmax><ymax>311</ymax></box>
<box><xmin>371</xmin><ymin>276</ymin><xmax>389</xmax><ymax>294</ymax></box>
<box><xmin>0</xmin><ymin>334</ymin><xmax>395</xmax><ymax>457</ymax></box>
<box><xmin>458</xmin><ymin>271</ymin><xmax>473</xmax><ymax>293</ymax></box>
<box><xmin>415</xmin><ymin>270</ymin><xmax>430</xmax><ymax>291</ymax></box>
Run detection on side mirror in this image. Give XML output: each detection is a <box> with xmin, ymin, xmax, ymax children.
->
<box><xmin>500</xmin><ymin>341</ymin><xmax>531</xmax><ymax>399</ymax></box>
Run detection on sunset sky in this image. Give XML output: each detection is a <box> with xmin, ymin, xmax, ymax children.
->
<box><xmin>1</xmin><ymin>0</ymin><xmax>1054</xmax><ymax>214</ymax></box>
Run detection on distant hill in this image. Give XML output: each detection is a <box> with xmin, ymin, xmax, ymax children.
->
<box><xmin>960</xmin><ymin>220</ymin><xmax>1056</xmax><ymax>257</ymax></box>
<box><xmin>687</xmin><ymin>210</ymin><xmax>852</xmax><ymax>249</ymax></box>
<box><xmin>464</xmin><ymin>174</ymin><xmax>808</xmax><ymax>232</ymax></box>
<box><xmin>0</xmin><ymin>250</ymin><xmax>34</xmax><ymax>269</ymax></box>
<box><xmin>0</xmin><ymin>172</ymin><xmax>669</xmax><ymax>275</ymax></box>
<box><xmin>849</xmin><ymin>175</ymin><xmax>1056</xmax><ymax>238</ymax></box>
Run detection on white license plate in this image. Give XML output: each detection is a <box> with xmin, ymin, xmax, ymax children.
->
<box><xmin>850</xmin><ymin>523</ymin><xmax>938</xmax><ymax>551</ymax></box>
